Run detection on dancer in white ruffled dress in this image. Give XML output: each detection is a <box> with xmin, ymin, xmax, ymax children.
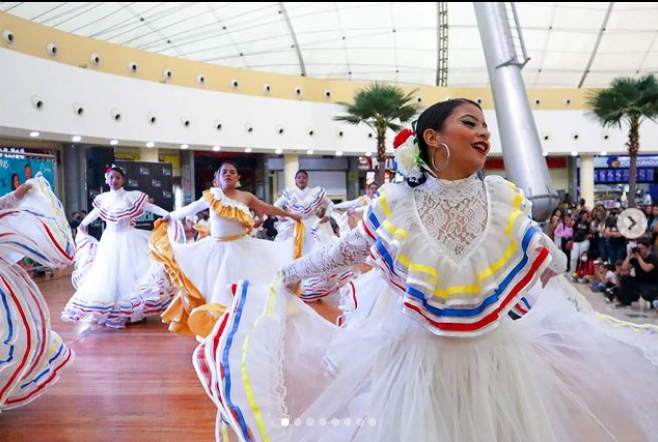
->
<box><xmin>333</xmin><ymin>182</ymin><xmax>378</xmax><ymax>236</ymax></box>
<box><xmin>274</xmin><ymin>170</ymin><xmax>335</xmax><ymax>253</ymax></box>
<box><xmin>195</xmin><ymin>99</ymin><xmax>658</xmax><ymax>442</ymax></box>
<box><xmin>62</xmin><ymin>166</ymin><xmax>171</xmax><ymax>328</ymax></box>
<box><xmin>154</xmin><ymin>161</ymin><xmax>300</xmax><ymax>337</ymax></box>
<box><xmin>275</xmin><ymin>170</ymin><xmax>354</xmax><ymax>301</ymax></box>
<box><xmin>0</xmin><ymin>176</ymin><xmax>74</xmax><ymax>411</ymax></box>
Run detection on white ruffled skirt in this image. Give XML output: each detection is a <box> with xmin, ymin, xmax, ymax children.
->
<box><xmin>195</xmin><ymin>274</ymin><xmax>658</xmax><ymax>442</ymax></box>
<box><xmin>0</xmin><ymin>262</ymin><xmax>73</xmax><ymax>412</ymax></box>
<box><xmin>63</xmin><ymin>228</ymin><xmax>173</xmax><ymax>327</ymax></box>
<box><xmin>0</xmin><ymin>177</ymin><xmax>75</xmax><ymax>410</ymax></box>
<box><xmin>170</xmin><ymin>236</ymin><xmax>294</xmax><ymax>307</ymax></box>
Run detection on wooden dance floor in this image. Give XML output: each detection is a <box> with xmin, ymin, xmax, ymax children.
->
<box><xmin>0</xmin><ymin>270</ymin><xmax>340</xmax><ymax>442</ymax></box>
<box><xmin>0</xmin><ymin>270</ymin><xmax>652</xmax><ymax>442</ymax></box>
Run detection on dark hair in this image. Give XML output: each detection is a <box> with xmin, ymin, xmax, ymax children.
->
<box><xmin>11</xmin><ymin>173</ymin><xmax>20</xmax><ymax>190</ymax></box>
<box><xmin>107</xmin><ymin>166</ymin><xmax>126</xmax><ymax>179</ymax></box>
<box><xmin>406</xmin><ymin>98</ymin><xmax>482</xmax><ymax>187</ymax></box>
<box><xmin>329</xmin><ymin>216</ymin><xmax>340</xmax><ymax>235</ymax></box>
<box><xmin>24</xmin><ymin>164</ymin><xmax>31</xmax><ymax>169</ymax></box>
<box><xmin>295</xmin><ymin>169</ymin><xmax>309</xmax><ymax>179</ymax></box>
<box><xmin>637</xmin><ymin>238</ymin><xmax>651</xmax><ymax>248</ymax></box>
<box><xmin>219</xmin><ymin>160</ymin><xmax>239</xmax><ymax>172</ymax></box>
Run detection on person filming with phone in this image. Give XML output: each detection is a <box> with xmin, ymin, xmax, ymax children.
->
<box><xmin>617</xmin><ymin>238</ymin><xmax>658</xmax><ymax>307</ymax></box>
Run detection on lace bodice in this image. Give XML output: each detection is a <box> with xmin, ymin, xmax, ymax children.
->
<box><xmin>414</xmin><ymin>175</ymin><xmax>488</xmax><ymax>262</ymax></box>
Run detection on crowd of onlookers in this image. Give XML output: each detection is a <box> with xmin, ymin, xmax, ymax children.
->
<box><xmin>546</xmin><ymin>199</ymin><xmax>658</xmax><ymax>309</ymax></box>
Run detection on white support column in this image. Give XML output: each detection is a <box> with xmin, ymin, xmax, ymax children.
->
<box><xmin>580</xmin><ymin>154</ymin><xmax>595</xmax><ymax>209</ymax></box>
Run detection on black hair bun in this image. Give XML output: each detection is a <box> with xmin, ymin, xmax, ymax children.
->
<box><xmin>405</xmin><ymin>172</ymin><xmax>427</xmax><ymax>188</ymax></box>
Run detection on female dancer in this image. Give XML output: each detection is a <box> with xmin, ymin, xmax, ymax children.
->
<box><xmin>62</xmin><ymin>166</ymin><xmax>171</xmax><ymax>328</ymax></box>
<box><xmin>196</xmin><ymin>99</ymin><xmax>658</xmax><ymax>442</ymax></box>
<box><xmin>333</xmin><ymin>182</ymin><xmax>379</xmax><ymax>236</ymax></box>
<box><xmin>274</xmin><ymin>170</ymin><xmax>335</xmax><ymax>253</ymax></box>
<box><xmin>1</xmin><ymin>176</ymin><xmax>74</xmax><ymax>411</ymax></box>
<box><xmin>275</xmin><ymin>170</ymin><xmax>357</xmax><ymax>301</ymax></box>
<box><xmin>155</xmin><ymin>161</ymin><xmax>300</xmax><ymax>337</ymax></box>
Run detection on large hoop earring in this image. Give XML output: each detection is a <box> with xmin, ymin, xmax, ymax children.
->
<box><xmin>431</xmin><ymin>142</ymin><xmax>451</xmax><ymax>173</ymax></box>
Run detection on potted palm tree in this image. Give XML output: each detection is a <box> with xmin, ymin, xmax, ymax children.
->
<box><xmin>588</xmin><ymin>75</ymin><xmax>658</xmax><ymax>208</ymax></box>
<box><xmin>335</xmin><ymin>83</ymin><xmax>419</xmax><ymax>184</ymax></box>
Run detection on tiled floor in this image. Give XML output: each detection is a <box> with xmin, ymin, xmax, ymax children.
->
<box><xmin>575</xmin><ymin>280</ymin><xmax>658</xmax><ymax>326</ymax></box>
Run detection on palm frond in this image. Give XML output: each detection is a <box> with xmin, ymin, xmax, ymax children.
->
<box><xmin>333</xmin><ymin>83</ymin><xmax>420</xmax><ymax>128</ymax></box>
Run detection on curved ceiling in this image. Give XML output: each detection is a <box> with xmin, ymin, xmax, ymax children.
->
<box><xmin>2</xmin><ymin>2</ymin><xmax>657</xmax><ymax>88</ymax></box>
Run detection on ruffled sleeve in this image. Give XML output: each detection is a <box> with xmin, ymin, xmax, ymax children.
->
<box><xmin>359</xmin><ymin>177</ymin><xmax>552</xmax><ymax>337</ymax></box>
<box><xmin>0</xmin><ymin>176</ymin><xmax>74</xmax><ymax>267</ymax></box>
<box><xmin>92</xmin><ymin>191</ymin><xmax>148</xmax><ymax>223</ymax></box>
<box><xmin>513</xmin><ymin>186</ymin><xmax>567</xmax><ymax>275</ymax></box>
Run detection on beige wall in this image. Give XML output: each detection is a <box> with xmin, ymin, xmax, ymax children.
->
<box><xmin>0</xmin><ymin>11</ymin><xmax>591</xmax><ymax>110</ymax></box>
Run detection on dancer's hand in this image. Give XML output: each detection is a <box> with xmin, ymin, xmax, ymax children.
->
<box><xmin>289</xmin><ymin>213</ymin><xmax>302</xmax><ymax>222</ymax></box>
<box><xmin>320</xmin><ymin>216</ymin><xmax>330</xmax><ymax>224</ymax></box>
<box><xmin>14</xmin><ymin>183</ymin><xmax>32</xmax><ymax>200</ymax></box>
<box><xmin>79</xmin><ymin>224</ymin><xmax>88</xmax><ymax>233</ymax></box>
